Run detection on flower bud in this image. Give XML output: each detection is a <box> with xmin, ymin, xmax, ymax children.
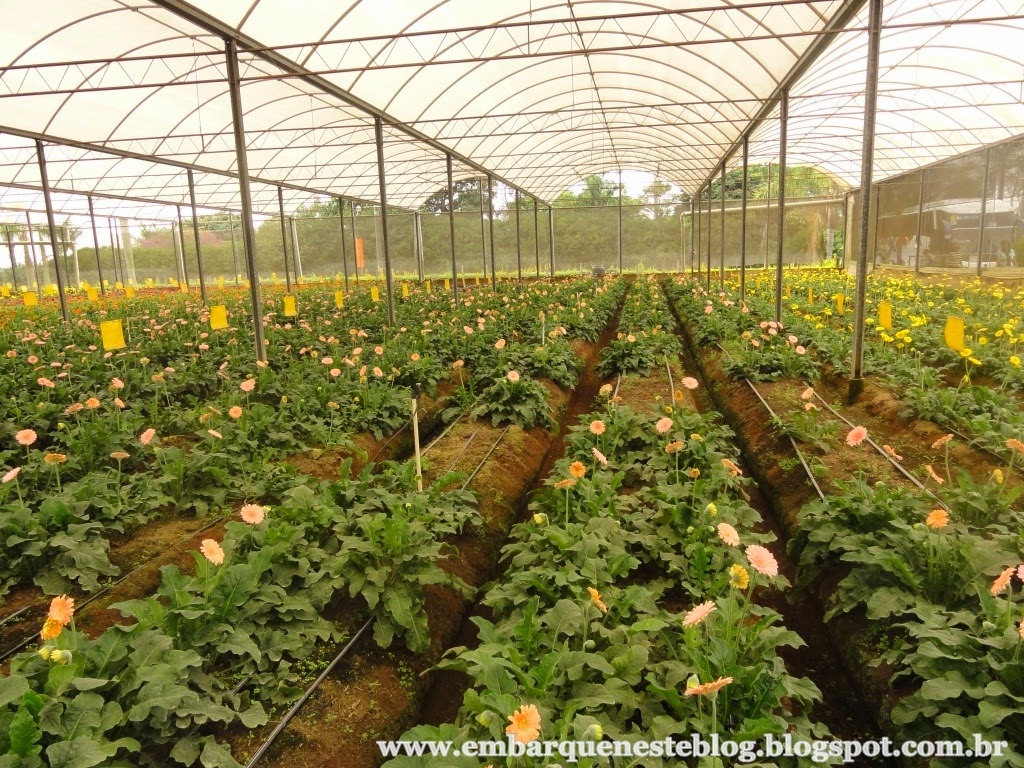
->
<box><xmin>584</xmin><ymin>724</ymin><xmax>603</xmax><ymax>741</ymax></box>
<box><xmin>476</xmin><ymin>711</ymin><xmax>498</xmax><ymax>727</ymax></box>
<box><xmin>533</xmin><ymin>513</ymin><xmax>548</xmax><ymax>526</ymax></box>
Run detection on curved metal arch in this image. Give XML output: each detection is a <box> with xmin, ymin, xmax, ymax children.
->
<box><xmin>446</xmin><ymin>71</ymin><xmax>753</xmax><ymax>172</ymax></box>
<box><xmin>344</xmin><ymin>0</ymin><xmax>805</xmax><ymax>116</ymax></box>
<box><xmin>430</xmin><ymin>72</ymin><xmax>754</xmax><ymax>163</ymax></box>
<box><xmin>386</xmin><ymin>27</ymin><xmax>777</xmax><ymax>144</ymax></box>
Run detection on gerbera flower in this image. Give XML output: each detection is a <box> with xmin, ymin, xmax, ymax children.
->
<box><xmin>85</xmin><ymin>397</ymin><xmax>101</xmax><ymax>409</ymax></box>
<box><xmin>200</xmin><ymin>539</ymin><xmax>225</xmax><ymax>566</ymax></box>
<box><xmin>506</xmin><ymin>370</ymin><xmax>520</xmax><ymax>383</ymax></box>
<box><xmin>925</xmin><ymin>464</ymin><xmax>944</xmax><ymax>485</ymax></box>
<box><xmin>682</xmin><ymin>600</ymin><xmax>717</xmax><ymax>627</ymax></box>
<box><xmin>44</xmin><ymin>453</ymin><xmax>67</xmax><ymax>465</ymax></box>
<box><xmin>1007</xmin><ymin>438</ymin><xmax>1024</xmax><ymax>454</ymax></box>
<box><xmin>991</xmin><ymin>566</ymin><xmax>1014</xmax><ymax>596</ymax></box>
<box><xmin>15</xmin><ymin>429</ymin><xmax>37</xmax><ymax>446</ymax></box>
<box><xmin>240</xmin><ymin>504</ymin><xmax>265</xmax><ymax>525</ymax></box>
<box><xmin>48</xmin><ymin>595</ymin><xmax>75</xmax><ymax>626</ymax></box>
<box><xmin>2</xmin><ymin>467</ymin><xmax>20</xmax><ymax>483</ymax></box>
<box><xmin>587</xmin><ymin>587</ymin><xmax>607</xmax><ymax>614</ymax></box>
<box><xmin>682</xmin><ymin>377</ymin><xmax>699</xmax><ymax>390</ymax></box>
<box><xmin>721</xmin><ymin>458</ymin><xmax>742</xmax><ymax>476</ymax></box>
<box><xmin>717</xmin><ymin>523</ymin><xmax>740</xmax><ymax>547</ymax></box>
<box><xmin>925</xmin><ymin>509</ymin><xmax>949</xmax><ymax>530</ymax></box>
<box><xmin>568</xmin><ymin>461</ymin><xmax>586</xmax><ymax>479</ymax></box>
<box><xmin>931</xmin><ymin>434</ymin><xmax>953</xmax><ymax>449</ymax></box>
<box><xmin>40</xmin><ymin>617</ymin><xmax>63</xmax><ymax>641</ymax></box>
<box><xmin>846</xmin><ymin>425</ymin><xmax>868</xmax><ymax>447</ymax></box>
<box><xmin>229</xmin><ymin>406</ymin><xmax>243</xmax><ymax>419</ymax></box>
<box><xmin>239</xmin><ymin>379</ymin><xmax>256</xmax><ymax>392</ymax></box>
<box><xmin>554</xmin><ymin>477</ymin><xmax>577</xmax><ymax>490</ymax></box>
<box><xmin>589</xmin><ymin>420</ymin><xmax>606</xmax><ymax>436</ymax></box>
<box><xmin>506</xmin><ymin>704</ymin><xmax>541</xmax><ymax>744</ymax></box>
<box><xmin>140</xmin><ymin>428</ymin><xmax>156</xmax><ymax>445</ymax></box>
<box><xmin>655</xmin><ymin>417</ymin><xmax>673</xmax><ymax>434</ymax></box>
<box><xmin>800</xmin><ymin>387</ymin><xmax>815</xmax><ymax>401</ymax></box>
<box><xmin>110</xmin><ymin>451</ymin><xmax>129</xmax><ymax>461</ymax></box>
<box><xmin>746</xmin><ymin>544</ymin><xmax>779</xmax><ymax>577</ymax></box>
<box><xmin>592</xmin><ymin>448</ymin><xmax>607</xmax><ymax>466</ymax></box>
<box><xmin>882</xmin><ymin>444</ymin><xmax>903</xmax><ymax>461</ymax></box>
<box><xmin>684</xmin><ymin>676</ymin><xmax>733</xmax><ymax>697</ymax></box>
<box><xmin>665</xmin><ymin>441</ymin><xmax>684</xmax><ymax>454</ymax></box>
<box><xmin>729</xmin><ymin>564</ymin><xmax>750</xmax><ymax>589</ymax></box>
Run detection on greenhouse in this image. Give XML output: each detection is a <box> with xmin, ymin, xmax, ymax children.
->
<box><xmin>1</xmin><ymin>1</ymin><xmax>1023</xmax><ymax>767</ymax></box>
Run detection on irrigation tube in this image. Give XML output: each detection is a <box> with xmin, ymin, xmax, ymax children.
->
<box><xmin>805</xmin><ymin>385</ymin><xmax>953</xmax><ymax>512</ymax></box>
<box><xmin>0</xmin><ymin>514</ymin><xmax>227</xmax><ymax>664</ymax></box>
<box><xmin>244</xmin><ymin>618</ymin><xmax>374</xmax><ymax>768</ymax></box>
<box><xmin>461</xmin><ymin>427</ymin><xmax>511</xmax><ymax>491</ymax></box>
<box><xmin>712</xmin><ymin>343</ymin><xmax>826</xmax><ymax>502</ymax></box>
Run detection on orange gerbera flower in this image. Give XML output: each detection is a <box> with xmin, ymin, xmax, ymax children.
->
<box><xmin>568</xmin><ymin>461</ymin><xmax>586</xmax><ymax>479</ymax></box>
<box><xmin>684</xmin><ymin>676</ymin><xmax>733</xmax><ymax>697</ymax></box>
<box><xmin>40</xmin><ymin>617</ymin><xmax>63</xmax><ymax>641</ymax></box>
<box><xmin>991</xmin><ymin>566</ymin><xmax>1014</xmax><ymax>596</ymax></box>
<box><xmin>48</xmin><ymin>595</ymin><xmax>75</xmax><ymax>626</ymax></box>
<box><xmin>925</xmin><ymin>509</ymin><xmax>949</xmax><ymax>530</ymax></box>
<box><xmin>44</xmin><ymin>453</ymin><xmax>67</xmax><ymax>465</ymax></box>
<box><xmin>505</xmin><ymin>704</ymin><xmax>541</xmax><ymax>744</ymax></box>
<box><xmin>587</xmin><ymin>587</ymin><xmax>608</xmax><ymax>614</ymax></box>
<box><xmin>200</xmin><ymin>539</ymin><xmax>225</xmax><ymax>566</ymax></box>
<box><xmin>554</xmin><ymin>478</ymin><xmax>577</xmax><ymax>490</ymax></box>
<box><xmin>721</xmin><ymin>458</ymin><xmax>742</xmax><ymax>476</ymax></box>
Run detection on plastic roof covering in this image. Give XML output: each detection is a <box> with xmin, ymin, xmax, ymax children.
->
<box><xmin>0</xmin><ymin>0</ymin><xmax>851</xmax><ymax>215</ymax></box>
<box><xmin>738</xmin><ymin>0</ymin><xmax>1024</xmax><ymax>188</ymax></box>
<box><xmin>0</xmin><ymin>0</ymin><xmax>1021</xmax><ymax>220</ymax></box>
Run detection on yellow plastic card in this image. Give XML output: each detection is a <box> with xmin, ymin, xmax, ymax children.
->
<box><xmin>836</xmin><ymin>293</ymin><xmax>844</xmax><ymax>314</ymax></box>
<box><xmin>425</xmin><ymin>280</ymin><xmax>432</xmax><ymax>293</ymax></box>
<box><xmin>180</xmin><ymin>283</ymin><xmax>189</xmax><ymax>294</ymax></box>
<box><xmin>444</xmin><ymin>278</ymin><xmax>451</xmax><ymax>290</ymax></box>
<box><xmin>370</xmin><ymin>286</ymin><xmax>380</xmax><ymax>303</ymax></box>
<box><xmin>808</xmin><ymin>288</ymin><xmax>813</xmax><ymax>304</ymax></box>
<box><xmin>146</xmin><ymin>278</ymin><xmax>155</xmax><ymax>288</ymax></box>
<box><xmin>115</xmin><ymin>281</ymin><xmax>123</xmax><ymax>290</ymax></box>
<box><xmin>401</xmin><ymin>283</ymin><xmax>409</xmax><ymax>298</ymax></box>
<box><xmin>23</xmin><ymin>291</ymin><xmax>38</xmax><ymax>307</ymax></box>
<box><xmin>475</xmin><ymin>276</ymin><xmax>481</xmax><ymax>285</ymax></box>
<box><xmin>1</xmin><ymin>286</ymin><xmax>10</xmax><ymax>298</ymax></box>
<box><xmin>210</xmin><ymin>305</ymin><xmax>228</xmax><ymax>330</ymax></box>
<box><xmin>124</xmin><ymin>287</ymin><xmax>136</xmax><ymax>299</ymax></box>
<box><xmin>334</xmin><ymin>291</ymin><xmax>344</xmax><ymax>309</ymax></box>
<box><xmin>283</xmin><ymin>295</ymin><xmax>297</xmax><ymax>317</ymax></box>
<box><xmin>86</xmin><ymin>288</ymin><xmax>99</xmax><ymax>302</ymax></box>
<box><xmin>878</xmin><ymin>301</ymin><xmax>893</xmax><ymax>330</ymax></box>
<box><xmin>944</xmin><ymin>316</ymin><xmax>965</xmax><ymax>352</ymax></box>
<box><xmin>100</xmin><ymin>319</ymin><xmax>126</xmax><ymax>351</ymax></box>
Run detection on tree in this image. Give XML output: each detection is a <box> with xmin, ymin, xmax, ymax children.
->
<box><xmin>420</xmin><ymin>179</ymin><xmax>491</xmax><ymax>213</ymax></box>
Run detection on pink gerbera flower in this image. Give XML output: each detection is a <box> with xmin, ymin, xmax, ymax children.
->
<box><xmin>746</xmin><ymin>544</ymin><xmax>779</xmax><ymax>577</ymax></box>
<box><xmin>682</xmin><ymin>600</ymin><xmax>717</xmax><ymax>628</ymax></box>
<box><xmin>845</xmin><ymin>425</ymin><xmax>868</xmax><ymax>447</ymax></box>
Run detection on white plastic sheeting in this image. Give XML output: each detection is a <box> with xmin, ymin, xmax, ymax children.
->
<box><xmin>1</xmin><ymin>0</ymin><xmax>1022</xmax><ymax>218</ymax></box>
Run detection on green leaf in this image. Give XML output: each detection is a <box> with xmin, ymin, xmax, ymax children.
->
<box><xmin>8</xmin><ymin>705</ymin><xmax>42</xmax><ymax>758</ymax></box>
<box><xmin>198</xmin><ymin>737</ymin><xmax>243</xmax><ymax>768</ymax></box>
<box><xmin>0</xmin><ymin>677</ymin><xmax>28</xmax><ymax>708</ymax></box>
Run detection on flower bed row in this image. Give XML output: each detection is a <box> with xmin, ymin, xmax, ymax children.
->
<box><xmin>668</xmin><ymin>276</ymin><xmax>1024</xmax><ymax>768</ymax></box>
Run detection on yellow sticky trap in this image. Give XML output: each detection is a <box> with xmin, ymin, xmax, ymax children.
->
<box><xmin>808</xmin><ymin>288</ymin><xmax>813</xmax><ymax>304</ymax></box>
<box><xmin>836</xmin><ymin>293</ymin><xmax>844</xmax><ymax>314</ymax></box>
<box><xmin>180</xmin><ymin>283</ymin><xmax>189</xmax><ymax>294</ymax></box>
<box><xmin>425</xmin><ymin>280</ymin><xmax>432</xmax><ymax>294</ymax></box>
<box><xmin>100</xmin><ymin>319</ymin><xmax>126</xmax><ymax>351</ymax></box>
<box><xmin>944</xmin><ymin>316</ymin><xmax>965</xmax><ymax>352</ymax></box>
<box><xmin>124</xmin><ymin>287</ymin><xmax>136</xmax><ymax>299</ymax></box>
<box><xmin>370</xmin><ymin>286</ymin><xmax>380</xmax><ymax>303</ymax></box>
<box><xmin>334</xmin><ymin>291</ymin><xmax>345</xmax><ymax>309</ymax></box>
<box><xmin>217</xmin><ymin>277</ymin><xmax>225</xmax><ymax>288</ymax></box>
<box><xmin>283</xmin><ymin>295</ymin><xmax>297</xmax><ymax>317</ymax></box>
<box><xmin>23</xmin><ymin>291</ymin><xmax>38</xmax><ymax>307</ymax></box>
<box><xmin>878</xmin><ymin>301</ymin><xmax>893</xmax><ymax>330</ymax></box>
<box><xmin>86</xmin><ymin>288</ymin><xmax>99</xmax><ymax>302</ymax></box>
<box><xmin>210</xmin><ymin>305</ymin><xmax>228</xmax><ymax>330</ymax></box>
<box><xmin>475</xmin><ymin>276</ymin><xmax>481</xmax><ymax>285</ymax></box>
<box><xmin>1</xmin><ymin>286</ymin><xmax>10</xmax><ymax>298</ymax></box>
<box><xmin>115</xmin><ymin>281</ymin><xmax>124</xmax><ymax>290</ymax></box>
<box><xmin>444</xmin><ymin>278</ymin><xmax>451</xmax><ymax>290</ymax></box>
<box><xmin>401</xmin><ymin>283</ymin><xmax>409</xmax><ymax>298</ymax></box>
<box><xmin>146</xmin><ymin>278</ymin><xmax>155</xmax><ymax>288</ymax></box>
